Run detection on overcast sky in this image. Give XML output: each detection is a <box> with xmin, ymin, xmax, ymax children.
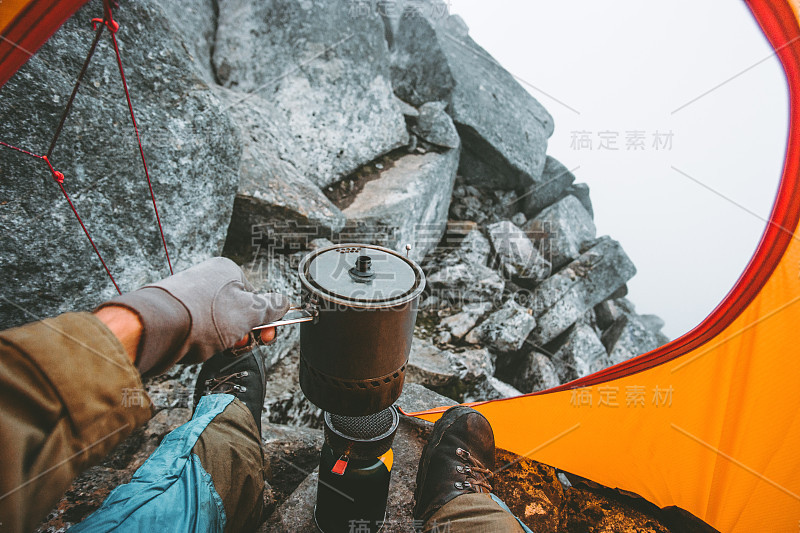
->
<box><xmin>449</xmin><ymin>0</ymin><xmax>789</xmax><ymax>339</ymax></box>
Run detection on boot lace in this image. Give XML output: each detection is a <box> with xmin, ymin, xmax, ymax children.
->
<box><xmin>455</xmin><ymin>447</ymin><xmax>493</xmax><ymax>492</ymax></box>
<box><xmin>204</xmin><ymin>371</ymin><xmax>249</xmax><ymax>395</ymax></box>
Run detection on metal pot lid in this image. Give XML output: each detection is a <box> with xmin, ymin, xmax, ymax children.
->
<box><xmin>298</xmin><ymin>243</ymin><xmax>425</xmax><ymax>308</ymax></box>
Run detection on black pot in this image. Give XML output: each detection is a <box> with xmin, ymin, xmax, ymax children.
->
<box><xmin>296</xmin><ymin>244</ymin><xmax>425</xmax><ymax>416</ymax></box>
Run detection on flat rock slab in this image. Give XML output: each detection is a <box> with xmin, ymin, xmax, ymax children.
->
<box><xmin>342</xmin><ymin>149</ymin><xmax>460</xmax><ymax>262</ymax></box>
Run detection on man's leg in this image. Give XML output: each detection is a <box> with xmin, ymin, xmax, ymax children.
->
<box><xmin>72</xmin><ymin>343</ymin><xmax>269</xmax><ymax>533</ymax></box>
<box><xmin>413</xmin><ymin>406</ymin><xmax>532</xmax><ymax>533</ymax></box>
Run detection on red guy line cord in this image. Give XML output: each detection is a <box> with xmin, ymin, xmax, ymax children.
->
<box><xmin>0</xmin><ymin>141</ymin><xmax>122</xmax><ymax>294</ymax></box>
<box><xmin>0</xmin><ymin>3</ymin><xmax>176</xmax><ymax>297</ymax></box>
<box><xmin>108</xmin><ymin>22</ymin><xmax>173</xmax><ymax>275</ymax></box>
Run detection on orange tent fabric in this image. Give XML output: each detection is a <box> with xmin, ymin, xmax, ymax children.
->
<box><xmin>0</xmin><ymin>0</ymin><xmax>91</xmax><ymax>89</ymax></box>
<box><xmin>409</xmin><ymin>2</ymin><xmax>800</xmax><ymax>531</ymax></box>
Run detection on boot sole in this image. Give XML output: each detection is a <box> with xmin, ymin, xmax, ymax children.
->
<box><xmin>412</xmin><ymin>406</ymin><xmax>485</xmax><ymax>525</ymax></box>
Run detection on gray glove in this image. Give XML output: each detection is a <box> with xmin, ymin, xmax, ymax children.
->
<box><xmin>97</xmin><ymin>257</ymin><xmax>289</xmax><ymax>376</ymax></box>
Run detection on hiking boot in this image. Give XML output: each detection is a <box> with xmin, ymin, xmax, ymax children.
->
<box><xmin>413</xmin><ymin>406</ymin><xmax>495</xmax><ymax>525</ymax></box>
<box><xmin>193</xmin><ymin>338</ymin><xmax>267</xmax><ymax>434</ymax></box>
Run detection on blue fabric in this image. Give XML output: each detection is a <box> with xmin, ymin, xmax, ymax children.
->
<box><xmin>70</xmin><ymin>394</ymin><xmax>235</xmax><ymax>533</ymax></box>
<box><xmin>490</xmin><ymin>493</ymin><xmax>534</xmax><ymax>533</ymax></box>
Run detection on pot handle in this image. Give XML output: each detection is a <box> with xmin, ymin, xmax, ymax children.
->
<box><xmin>252</xmin><ymin>304</ymin><xmax>318</xmax><ymax>330</ymax></box>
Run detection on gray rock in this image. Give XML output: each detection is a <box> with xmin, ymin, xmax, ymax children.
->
<box><xmin>218</xmin><ymin>89</ymin><xmax>346</xmax><ymax>259</ymax></box>
<box><xmin>414</xmin><ymin>101</ymin><xmax>460</xmax><ymax>149</ymax></box>
<box><xmin>549</xmin><ymin>323</ymin><xmax>609</xmax><ymax>383</ymax></box>
<box><xmin>639</xmin><ymin>314</ymin><xmax>666</xmax><ymax>333</ymax></box>
<box><xmin>438</xmin><ymin>301</ymin><xmax>492</xmax><ymax>339</ymax></box>
<box><xmin>532</xmin><ymin>238</ymin><xmax>636</xmax><ymax>345</ymax></box>
<box><xmin>521</xmin><ymin>156</ymin><xmax>577</xmax><ymax>216</ymax></box>
<box><xmin>394</xmin><ymin>96</ymin><xmax>419</xmax><ymax>118</ymax></box>
<box><xmin>465</xmin><ymin>299</ymin><xmax>536</xmax><ymax>353</ymax></box>
<box><xmin>308</xmin><ymin>238</ymin><xmax>335</xmax><ymax>250</ymax></box>
<box><xmin>524</xmin><ymin>195</ymin><xmax>596</xmax><ymax>270</ymax></box>
<box><xmin>453</xmin><ymin>228</ymin><xmax>492</xmax><ymax>265</ymax></box>
<box><xmin>448</xmin><ymin>182</ymin><xmax>522</xmax><ymax>225</ymax></box>
<box><xmin>406</xmin><ymin>338</ymin><xmax>495</xmax><ymax>401</ymax></box>
<box><xmin>263</xmin><ymin>468</ymin><xmax>319</xmax><ymax>533</ymax></box>
<box><xmin>407</xmin><ymin>337</ymin><xmax>460</xmax><ymax>389</ymax></box>
<box><xmin>502</xmin><ymin>351</ymin><xmax>560</xmax><ymax>394</ymax></box>
<box><xmin>260</xmin><ymin>422</ymin><xmax>323</xmax><ymax>507</ymax></box>
<box><xmin>602</xmin><ymin>312</ymin><xmax>667</xmax><ymax>365</ymax></box>
<box><xmin>568</xmin><ymin>182</ymin><xmax>594</xmax><ymax>219</ymax></box>
<box><xmin>262</xmin><ymin>349</ymin><xmax>323</xmax><ymax>429</ymax></box>
<box><xmin>341</xmin><ymin>149</ymin><xmax>459</xmax><ymax>262</ymax></box>
<box><xmin>214</xmin><ymin>0</ymin><xmax>408</xmax><ymax>189</ymax></box>
<box><xmin>465</xmin><ymin>376</ymin><xmax>523</xmax><ymax>402</ymax></box>
<box><xmin>594</xmin><ymin>300</ymin><xmax>620</xmax><ymax>331</ymax></box>
<box><xmin>487</xmin><ymin>220</ymin><xmax>551</xmax><ymax>283</ymax></box>
<box><xmin>391</xmin><ymin>8</ymin><xmax>553</xmax><ymax>189</ymax></box>
<box><xmin>0</xmin><ymin>0</ymin><xmax>240</xmax><ymax>328</ymax></box>
<box><xmin>144</xmin><ymin>364</ymin><xmax>200</xmax><ymax>412</ymax></box>
<box><xmin>395</xmin><ymin>382</ymin><xmax>457</xmax><ymax>414</ymax></box>
<box><xmin>159</xmin><ymin>0</ymin><xmax>217</xmax><ymax>83</ymax></box>
<box><xmin>426</xmin><ymin>231</ymin><xmax>504</xmax><ymax>305</ymax></box>
<box><xmin>510</xmin><ymin>212</ymin><xmax>527</xmax><ymax>226</ymax></box>
<box><xmin>381</xmin><ymin>0</ymin><xmax>453</xmax><ymax>46</ymax></box>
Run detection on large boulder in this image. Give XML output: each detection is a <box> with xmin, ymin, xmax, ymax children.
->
<box><xmin>218</xmin><ymin>90</ymin><xmax>346</xmax><ymax>259</ymax></box>
<box><xmin>524</xmin><ymin>195</ymin><xmax>596</xmax><ymax>271</ymax></box>
<box><xmin>214</xmin><ymin>0</ymin><xmax>409</xmax><ymax>189</ymax></box>
<box><xmin>532</xmin><ymin>238</ymin><xmax>636</xmax><ymax>345</ymax></box>
<box><xmin>0</xmin><ymin>0</ymin><xmax>240</xmax><ymax>328</ymax></box>
<box><xmin>390</xmin><ymin>8</ymin><xmax>553</xmax><ymax>189</ymax></box>
<box><xmin>340</xmin><ymin>148</ymin><xmax>460</xmax><ymax>262</ymax></box>
<box><xmin>465</xmin><ymin>299</ymin><xmax>536</xmax><ymax>353</ymax></box>
<box><xmin>467</xmin><ymin>376</ymin><xmax>524</xmax><ymax>402</ymax></box>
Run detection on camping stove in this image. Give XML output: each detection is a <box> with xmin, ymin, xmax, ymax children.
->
<box><xmin>265</xmin><ymin>244</ymin><xmax>425</xmax><ymax>533</ymax></box>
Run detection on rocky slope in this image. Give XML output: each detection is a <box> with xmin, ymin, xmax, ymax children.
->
<box><xmin>0</xmin><ymin>0</ymin><xmax>683</xmax><ymax>530</ymax></box>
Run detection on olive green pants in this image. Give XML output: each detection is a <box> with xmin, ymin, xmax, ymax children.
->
<box><xmin>423</xmin><ymin>492</ymin><xmax>529</xmax><ymax>533</ymax></box>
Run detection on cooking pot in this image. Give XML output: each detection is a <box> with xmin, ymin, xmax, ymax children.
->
<box><xmin>255</xmin><ymin>243</ymin><xmax>426</xmax><ymax>416</ymax></box>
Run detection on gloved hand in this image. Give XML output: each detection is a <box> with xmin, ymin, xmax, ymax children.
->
<box><xmin>97</xmin><ymin>257</ymin><xmax>289</xmax><ymax>376</ymax></box>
